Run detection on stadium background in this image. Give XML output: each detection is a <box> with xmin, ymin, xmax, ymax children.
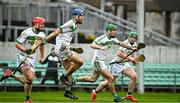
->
<box><xmin>0</xmin><ymin>0</ymin><xmax>180</xmax><ymax>102</ymax></box>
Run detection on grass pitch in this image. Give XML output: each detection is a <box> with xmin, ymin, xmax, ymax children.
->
<box><xmin>0</xmin><ymin>91</ymin><xmax>180</xmax><ymax>102</ymax></box>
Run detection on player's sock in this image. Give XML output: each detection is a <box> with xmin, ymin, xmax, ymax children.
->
<box><xmin>127</xmin><ymin>92</ymin><xmax>132</xmax><ymax>95</ymax></box>
<box><xmin>65</xmin><ymin>86</ymin><xmax>72</xmax><ymax>91</ymax></box>
<box><xmin>25</xmin><ymin>96</ymin><xmax>30</xmax><ymax>101</ymax></box>
<box><xmin>92</xmin><ymin>90</ymin><xmax>96</xmax><ymax>93</ymax></box>
<box><xmin>64</xmin><ymin>73</ymin><xmax>68</xmax><ymax>78</ymax></box>
<box><xmin>10</xmin><ymin>74</ymin><xmax>14</xmax><ymax>78</ymax></box>
<box><xmin>112</xmin><ymin>92</ymin><xmax>118</xmax><ymax>96</ymax></box>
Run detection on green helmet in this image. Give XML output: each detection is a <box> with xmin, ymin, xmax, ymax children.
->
<box><xmin>129</xmin><ymin>31</ymin><xmax>138</xmax><ymax>38</ymax></box>
<box><xmin>105</xmin><ymin>24</ymin><xmax>117</xmax><ymax>31</ymax></box>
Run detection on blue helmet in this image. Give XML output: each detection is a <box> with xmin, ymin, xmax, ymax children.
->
<box><xmin>72</xmin><ymin>8</ymin><xmax>85</xmax><ymax>16</ymax></box>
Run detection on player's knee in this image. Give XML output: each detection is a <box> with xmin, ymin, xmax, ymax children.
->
<box><xmin>77</xmin><ymin>59</ymin><xmax>83</xmax><ymax>66</ymax></box>
<box><xmin>26</xmin><ymin>79</ymin><xmax>33</xmax><ymax>85</ymax></box>
<box><xmin>107</xmin><ymin>76</ymin><xmax>114</xmax><ymax>82</ymax></box>
<box><xmin>110</xmin><ymin>76</ymin><xmax>114</xmax><ymax>81</ymax></box>
<box><xmin>131</xmin><ymin>75</ymin><xmax>137</xmax><ymax>81</ymax></box>
<box><xmin>79</xmin><ymin>60</ymin><xmax>84</xmax><ymax>65</ymax></box>
<box><xmin>102</xmin><ymin>81</ymin><xmax>108</xmax><ymax>86</ymax></box>
<box><xmin>26</xmin><ymin>76</ymin><xmax>34</xmax><ymax>83</ymax></box>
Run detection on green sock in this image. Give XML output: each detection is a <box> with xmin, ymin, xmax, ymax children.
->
<box><xmin>26</xmin><ymin>96</ymin><xmax>30</xmax><ymax>101</ymax></box>
<box><xmin>10</xmin><ymin>74</ymin><xmax>14</xmax><ymax>78</ymax></box>
<box><xmin>113</xmin><ymin>93</ymin><xmax>118</xmax><ymax>96</ymax></box>
<box><xmin>64</xmin><ymin>73</ymin><xmax>68</xmax><ymax>78</ymax></box>
<box><xmin>128</xmin><ymin>92</ymin><xmax>132</xmax><ymax>95</ymax></box>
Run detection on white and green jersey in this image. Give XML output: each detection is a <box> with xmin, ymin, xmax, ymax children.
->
<box><xmin>111</xmin><ymin>39</ymin><xmax>137</xmax><ymax>63</ymax></box>
<box><xmin>92</xmin><ymin>34</ymin><xmax>120</xmax><ymax>61</ymax></box>
<box><xmin>56</xmin><ymin>19</ymin><xmax>77</xmax><ymax>47</ymax></box>
<box><xmin>16</xmin><ymin>27</ymin><xmax>46</xmax><ymax>58</ymax></box>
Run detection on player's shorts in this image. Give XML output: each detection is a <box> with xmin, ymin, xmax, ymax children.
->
<box><xmin>92</xmin><ymin>59</ymin><xmax>108</xmax><ymax>71</ymax></box>
<box><xmin>110</xmin><ymin>62</ymin><xmax>131</xmax><ymax>77</ymax></box>
<box><xmin>17</xmin><ymin>53</ymin><xmax>35</xmax><ymax>72</ymax></box>
<box><xmin>55</xmin><ymin>42</ymin><xmax>73</xmax><ymax>61</ymax></box>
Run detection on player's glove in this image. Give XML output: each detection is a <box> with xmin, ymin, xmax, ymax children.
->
<box><xmin>25</xmin><ymin>49</ymin><xmax>34</xmax><ymax>55</ymax></box>
<box><xmin>70</xmin><ymin>47</ymin><xmax>84</xmax><ymax>54</ymax></box>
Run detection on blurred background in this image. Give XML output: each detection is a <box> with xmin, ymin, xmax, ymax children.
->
<box><xmin>0</xmin><ymin>0</ymin><xmax>180</xmax><ymax>97</ymax></box>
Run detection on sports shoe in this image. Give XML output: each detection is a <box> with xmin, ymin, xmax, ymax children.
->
<box><xmin>59</xmin><ymin>74</ymin><xmax>70</xmax><ymax>86</ymax></box>
<box><xmin>126</xmin><ymin>95</ymin><xmax>138</xmax><ymax>102</ymax></box>
<box><xmin>64</xmin><ymin>90</ymin><xmax>78</xmax><ymax>99</ymax></box>
<box><xmin>24</xmin><ymin>99</ymin><xmax>32</xmax><ymax>103</ymax></box>
<box><xmin>113</xmin><ymin>94</ymin><xmax>126</xmax><ymax>102</ymax></box>
<box><xmin>91</xmin><ymin>90</ymin><xmax>97</xmax><ymax>102</ymax></box>
<box><xmin>4</xmin><ymin>69</ymin><xmax>12</xmax><ymax>78</ymax></box>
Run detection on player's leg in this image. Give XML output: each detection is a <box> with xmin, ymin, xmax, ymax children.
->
<box><xmin>95</xmin><ymin>62</ymin><xmax>124</xmax><ymax>94</ymax></box>
<box><xmin>65</xmin><ymin>52</ymin><xmax>83</xmax><ymax>75</ymax></box>
<box><xmin>19</xmin><ymin>57</ymin><xmax>35</xmax><ymax>103</ymax></box>
<box><xmin>21</xmin><ymin>65</ymin><xmax>35</xmax><ymax>103</ymax></box>
<box><xmin>91</xmin><ymin>80</ymin><xmax>108</xmax><ymax>101</ymax></box>
<box><xmin>100</xmin><ymin>69</ymin><xmax>115</xmax><ymax>94</ymax></box>
<box><xmin>3</xmin><ymin>55</ymin><xmax>27</xmax><ymax>84</ymax></box>
<box><xmin>100</xmin><ymin>68</ymin><xmax>124</xmax><ymax>102</ymax></box>
<box><xmin>95</xmin><ymin>75</ymin><xmax>118</xmax><ymax>93</ymax></box>
<box><xmin>75</xmin><ymin>67</ymin><xmax>100</xmax><ymax>82</ymax></box>
<box><xmin>62</xmin><ymin>60</ymin><xmax>78</xmax><ymax>99</ymax></box>
<box><xmin>60</xmin><ymin>52</ymin><xmax>83</xmax><ymax>85</ymax></box>
<box><xmin>122</xmin><ymin>67</ymin><xmax>138</xmax><ymax>102</ymax></box>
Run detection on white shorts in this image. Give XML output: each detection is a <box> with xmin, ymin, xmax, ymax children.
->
<box><xmin>92</xmin><ymin>59</ymin><xmax>108</xmax><ymax>71</ymax></box>
<box><xmin>110</xmin><ymin>62</ymin><xmax>131</xmax><ymax>77</ymax></box>
<box><xmin>17</xmin><ymin>54</ymin><xmax>35</xmax><ymax>72</ymax></box>
<box><xmin>55</xmin><ymin>44</ymin><xmax>73</xmax><ymax>61</ymax></box>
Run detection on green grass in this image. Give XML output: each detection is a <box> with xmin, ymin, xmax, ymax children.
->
<box><xmin>0</xmin><ymin>91</ymin><xmax>180</xmax><ymax>102</ymax></box>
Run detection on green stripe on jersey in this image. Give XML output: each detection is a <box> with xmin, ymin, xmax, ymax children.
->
<box><xmin>27</xmin><ymin>36</ymin><xmax>36</xmax><ymax>43</ymax></box>
<box><xmin>16</xmin><ymin>40</ymin><xmax>21</xmax><ymax>44</ymax></box>
<box><xmin>71</xmin><ymin>26</ymin><xmax>77</xmax><ymax>32</ymax></box>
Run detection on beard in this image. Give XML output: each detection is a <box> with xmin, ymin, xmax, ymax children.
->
<box><xmin>76</xmin><ymin>21</ymin><xmax>82</xmax><ymax>24</ymax></box>
<box><xmin>130</xmin><ymin>42</ymin><xmax>134</xmax><ymax>45</ymax></box>
<box><xmin>110</xmin><ymin>35</ymin><xmax>116</xmax><ymax>38</ymax></box>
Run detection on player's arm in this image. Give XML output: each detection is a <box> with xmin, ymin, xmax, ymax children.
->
<box><xmin>15</xmin><ymin>42</ymin><xmax>27</xmax><ymax>52</ymax></box>
<box><xmin>16</xmin><ymin>31</ymin><xmax>29</xmax><ymax>53</ymax></box>
<box><xmin>113</xmin><ymin>38</ymin><xmax>136</xmax><ymax>51</ymax></box>
<box><xmin>116</xmin><ymin>51</ymin><xmax>136</xmax><ymax>62</ymax></box>
<box><xmin>90</xmin><ymin>35</ymin><xmax>107</xmax><ymax>50</ymax></box>
<box><xmin>90</xmin><ymin>42</ymin><xmax>100</xmax><ymax>49</ymax></box>
<box><xmin>39</xmin><ymin>44</ymin><xmax>45</xmax><ymax>63</ymax></box>
<box><xmin>119</xmin><ymin>41</ymin><xmax>136</xmax><ymax>51</ymax></box>
<box><xmin>46</xmin><ymin>28</ymin><xmax>61</xmax><ymax>42</ymax></box>
<box><xmin>90</xmin><ymin>42</ymin><xmax>107</xmax><ymax>50</ymax></box>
